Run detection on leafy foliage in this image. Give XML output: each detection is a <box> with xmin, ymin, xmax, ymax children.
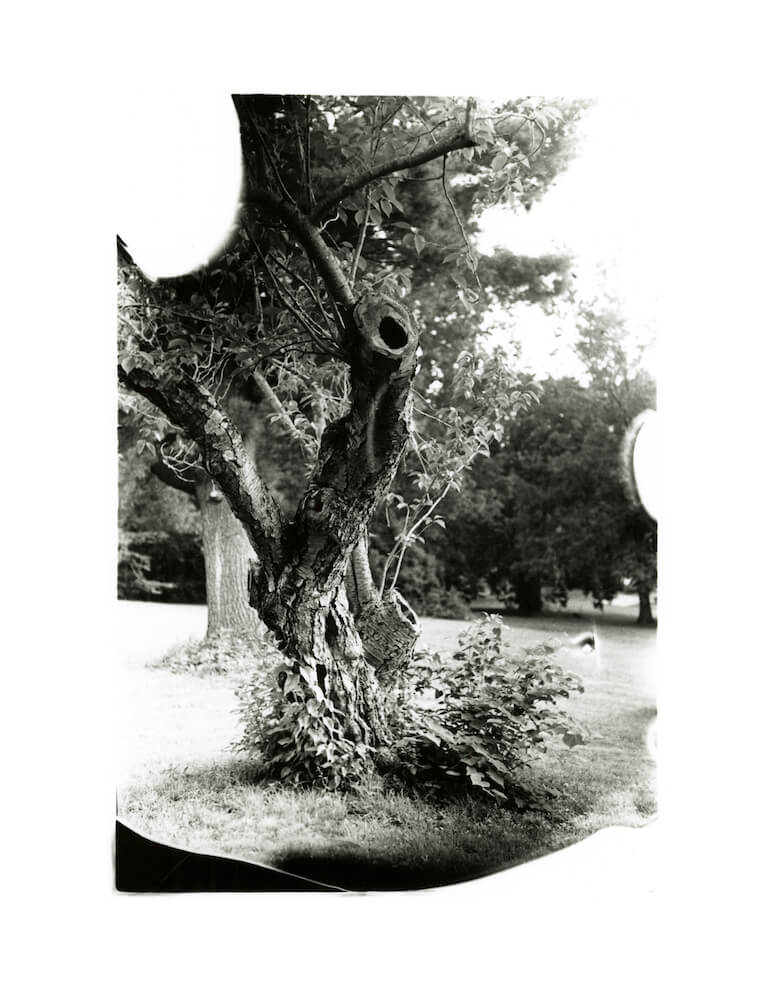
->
<box><xmin>117</xmin><ymin>530</ymin><xmax>205</xmax><ymax>603</ymax></box>
<box><xmin>234</xmin><ymin>646</ymin><xmax>375</xmax><ymax>791</ymax></box>
<box><xmin>388</xmin><ymin>615</ymin><xmax>586</xmax><ymax>807</ymax></box>
<box><xmin>368</xmin><ymin>543</ymin><xmax>470</xmax><ymax>619</ymax></box>
<box><xmin>233</xmin><ymin>613</ymin><xmax>586</xmax><ymax>801</ymax></box>
<box><xmin>152</xmin><ymin>630</ymin><xmax>270</xmax><ymax>677</ymax></box>
<box><xmin>377</xmin><ymin>347</ymin><xmax>540</xmax><ymax>597</ymax></box>
<box><xmin>439</xmin><ymin>297</ymin><xmax>657</xmax><ymax>614</ymax></box>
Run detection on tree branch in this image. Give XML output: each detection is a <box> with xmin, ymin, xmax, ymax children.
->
<box><xmin>285</xmin><ymin>293</ymin><xmax>419</xmax><ymax>592</ymax></box>
<box><xmin>150</xmin><ymin>459</ymin><xmax>198</xmax><ymax>496</ymax></box>
<box><xmin>244</xmin><ymin>191</ymin><xmax>355</xmax><ymax>310</ymax></box>
<box><xmin>310</xmin><ymin>110</ymin><xmax>477</xmax><ymax>225</ymax></box>
<box><xmin>118</xmin><ymin>363</ymin><xmax>285</xmax><ymax>578</ymax></box>
<box><xmin>252</xmin><ymin>369</ymin><xmax>316</xmax><ymax>459</ymax></box>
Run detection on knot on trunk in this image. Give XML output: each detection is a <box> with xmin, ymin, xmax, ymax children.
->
<box><xmin>300</xmin><ymin>487</ymin><xmax>358</xmax><ymax>545</ymax></box>
<box><xmin>352</xmin><ymin>293</ymin><xmax>418</xmax><ymax>379</ymax></box>
<box><xmin>356</xmin><ymin>590</ymin><xmax>420</xmax><ymax>686</ymax></box>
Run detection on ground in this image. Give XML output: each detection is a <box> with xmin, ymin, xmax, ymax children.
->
<box><xmin>117</xmin><ymin>593</ymin><xmax>656</xmax><ymax>890</ymax></box>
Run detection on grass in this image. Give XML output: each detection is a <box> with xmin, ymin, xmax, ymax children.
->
<box><xmin>118</xmin><ymin>598</ymin><xmax>656</xmax><ymax>890</ymax></box>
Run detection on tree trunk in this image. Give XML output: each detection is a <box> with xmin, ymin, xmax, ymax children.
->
<box><xmin>637</xmin><ymin>587</ymin><xmax>655</xmax><ymax>626</ymax></box>
<box><xmin>515</xmin><ymin>574</ymin><xmax>543</xmax><ymax>616</ymax></box>
<box><xmin>245</xmin><ymin>293</ymin><xmax>421</xmax><ymax>750</ymax></box>
<box><xmin>195</xmin><ymin>476</ymin><xmax>261</xmax><ymax>638</ymax></box>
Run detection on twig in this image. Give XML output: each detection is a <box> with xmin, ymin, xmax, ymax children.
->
<box><xmin>304</xmin><ymin>97</ymin><xmax>314</xmax><ymax>209</ymax></box>
<box><xmin>255</xmin><ymin>128</ymin><xmax>297</xmax><ymax>207</ymax></box>
<box><xmin>349</xmin><ymin>188</ymin><xmax>371</xmax><ymax>284</ymax></box>
<box><xmin>441</xmin><ymin>153</ymin><xmax>482</xmax><ymax>302</ymax></box>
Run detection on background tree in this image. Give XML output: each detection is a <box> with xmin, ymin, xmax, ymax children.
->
<box><xmin>119</xmin><ymin>385</ymin><xmax>306</xmax><ymax>640</ymax></box>
<box><xmin>440</xmin><ymin>295</ymin><xmax>657</xmax><ymax>623</ymax></box>
<box><xmin>118</xmin><ymin>94</ymin><xmax>589</xmax><ymax>783</ymax></box>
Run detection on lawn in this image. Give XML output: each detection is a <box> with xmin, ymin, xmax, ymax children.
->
<box><xmin>117</xmin><ymin>596</ymin><xmax>656</xmax><ymax>890</ymax></box>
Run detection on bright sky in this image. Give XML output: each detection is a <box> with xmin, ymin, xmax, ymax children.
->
<box><xmin>117</xmin><ymin>94</ymin><xmax>244</xmax><ymax>280</ymax></box>
<box><xmin>475</xmin><ymin>97</ymin><xmax>660</xmax><ymax>379</ymax></box>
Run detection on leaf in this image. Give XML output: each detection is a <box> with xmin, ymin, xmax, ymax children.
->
<box><xmin>466</xmin><ymin>768</ymin><xmax>490</xmax><ymax>789</ymax></box>
<box><xmin>413</xmin><ymin>233</ymin><xmax>426</xmax><ymax>255</ymax></box>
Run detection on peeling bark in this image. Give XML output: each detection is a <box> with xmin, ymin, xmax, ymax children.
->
<box><xmin>118</xmin><ymin>365</ymin><xmax>285</xmax><ymax>581</ymax></box>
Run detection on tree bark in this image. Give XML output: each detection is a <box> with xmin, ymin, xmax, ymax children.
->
<box><xmin>194</xmin><ymin>476</ymin><xmax>261</xmax><ymax>638</ymax></box>
<box><xmin>637</xmin><ymin>587</ymin><xmax>655</xmax><ymax>626</ymax></box>
<box><xmin>247</xmin><ymin>292</ymin><xmax>420</xmax><ymax>745</ymax></box>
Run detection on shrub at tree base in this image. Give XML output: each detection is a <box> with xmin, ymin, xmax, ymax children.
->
<box><xmin>234</xmin><ymin>615</ymin><xmax>586</xmax><ymax>808</ymax></box>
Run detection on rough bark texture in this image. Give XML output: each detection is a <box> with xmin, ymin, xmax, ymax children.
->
<box><xmin>119</xmin><ymin>366</ymin><xmax>286</xmax><ymax>584</ymax></box>
<box><xmin>247</xmin><ymin>292</ymin><xmax>420</xmax><ymax>743</ymax></box>
<box><xmin>195</xmin><ymin>476</ymin><xmax>261</xmax><ymax>638</ymax></box>
<box><xmin>344</xmin><ymin>531</ymin><xmax>420</xmax><ymax>683</ymax></box>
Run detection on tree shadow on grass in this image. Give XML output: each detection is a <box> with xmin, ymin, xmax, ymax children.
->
<box><xmin>122</xmin><ymin>758</ymin><xmax>572</xmax><ymax>892</ymax></box>
<box><xmin>267</xmin><ymin>845</ymin><xmax>511</xmax><ymax>892</ymax></box>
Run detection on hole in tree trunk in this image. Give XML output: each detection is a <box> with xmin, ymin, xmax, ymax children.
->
<box><xmin>325</xmin><ymin>612</ymin><xmax>338</xmax><ymax>646</ymax></box>
<box><xmin>379</xmin><ymin>316</ymin><xmax>408</xmax><ymax>350</ymax></box>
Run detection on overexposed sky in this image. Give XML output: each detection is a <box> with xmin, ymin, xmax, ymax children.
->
<box><xmin>476</xmin><ymin>97</ymin><xmax>660</xmax><ymax>378</ymax></box>
<box><xmin>118</xmin><ymin>95</ymin><xmax>244</xmax><ymax>280</ymax></box>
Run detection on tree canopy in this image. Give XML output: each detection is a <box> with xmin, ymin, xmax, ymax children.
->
<box><xmin>439</xmin><ymin>294</ymin><xmax>657</xmax><ymax>619</ymax></box>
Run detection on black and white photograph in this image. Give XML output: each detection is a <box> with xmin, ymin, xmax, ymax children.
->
<box><xmin>116</xmin><ymin>94</ymin><xmax>658</xmax><ymax>893</ymax></box>
<box><xmin>8</xmin><ymin>5</ymin><xmax>772</xmax><ymax>995</ymax></box>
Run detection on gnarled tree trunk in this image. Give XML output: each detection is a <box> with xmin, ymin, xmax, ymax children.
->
<box><xmin>246</xmin><ymin>293</ymin><xmax>421</xmax><ymax>745</ymax></box>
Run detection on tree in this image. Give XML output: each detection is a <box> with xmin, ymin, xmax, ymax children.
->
<box><xmin>441</xmin><ymin>297</ymin><xmax>657</xmax><ymax>623</ymax></box>
<box><xmin>118</xmin><ymin>94</ymin><xmax>588</xmax><ymax>782</ymax></box>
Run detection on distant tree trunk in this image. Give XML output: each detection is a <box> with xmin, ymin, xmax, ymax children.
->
<box><xmin>515</xmin><ymin>574</ymin><xmax>543</xmax><ymax>616</ymax></box>
<box><xmin>195</xmin><ymin>476</ymin><xmax>261</xmax><ymax>638</ymax></box>
<box><xmin>637</xmin><ymin>587</ymin><xmax>655</xmax><ymax>626</ymax></box>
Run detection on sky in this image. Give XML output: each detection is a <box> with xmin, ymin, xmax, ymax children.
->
<box><xmin>475</xmin><ymin>96</ymin><xmax>660</xmax><ymax>379</ymax></box>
